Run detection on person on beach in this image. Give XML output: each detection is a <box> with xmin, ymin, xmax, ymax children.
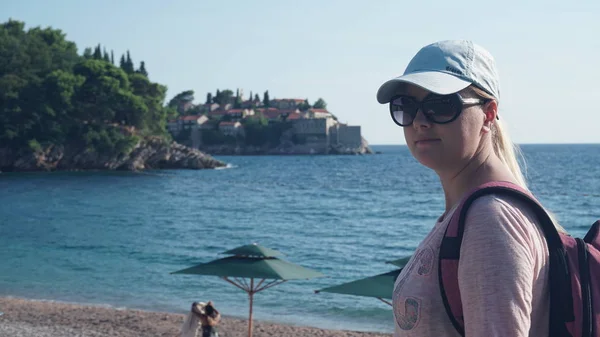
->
<box><xmin>376</xmin><ymin>40</ymin><xmax>560</xmax><ymax>336</ymax></box>
<box><xmin>180</xmin><ymin>301</ymin><xmax>221</xmax><ymax>337</ymax></box>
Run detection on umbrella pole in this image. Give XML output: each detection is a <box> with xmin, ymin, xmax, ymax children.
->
<box><xmin>378</xmin><ymin>298</ymin><xmax>393</xmax><ymax>306</ymax></box>
<box><xmin>248</xmin><ymin>278</ymin><xmax>254</xmax><ymax>337</ymax></box>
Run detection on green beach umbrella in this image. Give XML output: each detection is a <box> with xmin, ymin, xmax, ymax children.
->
<box><xmin>387</xmin><ymin>255</ymin><xmax>412</xmax><ymax>268</ymax></box>
<box><xmin>314</xmin><ymin>255</ymin><xmax>411</xmax><ymax>306</ymax></box>
<box><xmin>315</xmin><ymin>269</ymin><xmax>402</xmax><ymax>305</ymax></box>
<box><xmin>171</xmin><ymin>243</ymin><xmax>325</xmax><ymax>337</ymax></box>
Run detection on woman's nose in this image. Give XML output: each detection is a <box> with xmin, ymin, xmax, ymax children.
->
<box><xmin>412</xmin><ymin>109</ymin><xmax>432</xmax><ymax>129</ymax></box>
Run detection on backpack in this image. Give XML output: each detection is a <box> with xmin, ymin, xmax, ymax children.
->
<box><xmin>439</xmin><ymin>181</ymin><xmax>600</xmax><ymax>337</ymax></box>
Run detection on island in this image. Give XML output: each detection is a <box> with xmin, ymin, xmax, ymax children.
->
<box><xmin>0</xmin><ymin>19</ymin><xmax>371</xmax><ymax>173</ymax></box>
<box><xmin>167</xmin><ymin>90</ymin><xmax>373</xmax><ymax>155</ymax></box>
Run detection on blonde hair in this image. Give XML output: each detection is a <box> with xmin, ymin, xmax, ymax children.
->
<box><xmin>469</xmin><ymin>85</ymin><xmax>567</xmax><ymax>233</ymax></box>
<box><xmin>468</xmin><ymin>86</ymin><xmax>529</xmax><ymax>189</ymax></box>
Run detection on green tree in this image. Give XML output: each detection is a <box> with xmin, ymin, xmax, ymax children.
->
<box><xmin>186</xmin><ymin>104</ymin><xmax>204</xmax><ymax>115</ymax></box>
<box><xmin>72</xmin><ymin>58</ymin><xmax>131</xmax><ymax>123</ymax></box>
<box><xmin>103</xmin><ymin>48</ymin><xmax>110</xmax><ymax>63</ymax></box>
<box><xmin>313</xmin><ymin>98</ymin><xmax>327</xmax><ymax>109</ymax></box>
<box><xmin>83</xmin><ymin>47</ymin><xmax>93</xmax><ymax>59</ymax></box>
<box><xmin>167</xmin><ymin>90</ymin><xmax>194</xmax><ymax>114</ymax></box>
<box><xmin>298</xmin><ymin>99</ymin><xmax>311</xmax><ymax>111</ymax></box>
<box><xmin>263</xmin><ymin>90</ymin><xmax>270</xmax><ymax>107</ymax></box>
<box><xmin>214</xmin><ymin>89</ymin><xmax>221</xmax><ymax>104</ymax></box>
<box><xmin>137</xmin><ymin>61</ymin><xmax>148</xmax><ymax>77</ymax></box>
<box><xmin>93</xmin><ymin>44</ymin><xmax>102</xmax><ymax>59</ymax></box>
<box><xmin>39</xmin><ymin>69</ymin><xmax>86</xmax><ymax>143</ymax></box>
<box><xmin>214</xmin><ymin>89</ymin><xmax>233</xmax><ymax>105</ymax></box>
<box><xmin>234</xmin><ymin>88</ymin><xmax>242</xmax><ymax>108</ymax></box>
<box><xmin>221</xmin><ymin>89</ymin><xmax>234</xmax><ymax>105</ymax></box>
<box><xmin>0</xmin><ymin>19</ymin><xmax>174</xmax><ymax>157</ymax></box>
<box><xmin>0</xmin><ymin>19</ymin><xmax>80</xmax><ymax>147</ymax></box>
<box><xmin>124</xmin><ymin>50</ymin><xmax>134</xmax><ymax>74</ymax></box>
<box><xmin>206</xmin><ymin>92</ymin><xmax>212</xmax><ymax>105</ymax></box>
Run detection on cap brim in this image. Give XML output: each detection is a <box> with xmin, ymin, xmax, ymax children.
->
<box><xmin>376</xmin><ymin>71</ymin><xmax>472</xmax><ymax>104</ymax></box>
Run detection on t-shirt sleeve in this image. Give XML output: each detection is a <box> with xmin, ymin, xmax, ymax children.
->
<box><xmin>457</xmin><ymin>195</ymin><xmax>544</xmax><ymax>336</ymax></box>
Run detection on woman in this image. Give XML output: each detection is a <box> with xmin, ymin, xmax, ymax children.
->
<box><xmin>376</xmin><ymin>40</ymin><xmax>555</xmax><ymax>336</ymax></box>
<box><xmin>180</xmin><ymin>301</ymin><xmax>221</xmax><ymax>337</ymax></box>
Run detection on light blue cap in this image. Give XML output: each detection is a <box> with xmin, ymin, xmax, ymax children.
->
<box><xmin>376</xmin><ymin>40</ymin><xmax>500</xmax><ymax>103</ymax></box>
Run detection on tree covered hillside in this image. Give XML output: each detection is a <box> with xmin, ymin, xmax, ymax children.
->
<box><xmin>0</xmin><ymin>19</ymin><xmax>176</xmax><ymax>157</ymax></box>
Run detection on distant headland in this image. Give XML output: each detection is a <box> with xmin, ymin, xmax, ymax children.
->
<box><xmin>0</xmin><ymin>19</ymin><xmax>370</xmax><ymax>173</ymax></box>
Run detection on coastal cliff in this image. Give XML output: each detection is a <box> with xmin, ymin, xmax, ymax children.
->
<box><xmin>0</xmin><ymin>137</ymin><xmax>226</xmax><ymax>172</ymax></box>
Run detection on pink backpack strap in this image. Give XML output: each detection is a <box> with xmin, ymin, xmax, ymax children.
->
<box><xmin>438</xmin><ymin>181</ymin><xmax>572</xmax><ymax>336</ymax></box>
<box><xmin>584</xmin><ymin>220</ymin><xmax>600</xmax><ymax>250</ymax></box>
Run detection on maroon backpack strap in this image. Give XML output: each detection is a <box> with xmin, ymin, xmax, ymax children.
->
<box><xmin>438</xmin><ymin>181</ymin><xmax>571</xmax><ymax>336</ymax></box>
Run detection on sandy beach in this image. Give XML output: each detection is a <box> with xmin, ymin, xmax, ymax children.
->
<box><xmin>0</xmin><ymin>297</ymin><xmax>392</xmax><ymax>337</ymax></box>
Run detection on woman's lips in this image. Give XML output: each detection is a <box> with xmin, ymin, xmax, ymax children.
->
<box><xmin>415</xmin><ymin>138</ymin><xmax>441</xmax><ymax>145</ymax></box>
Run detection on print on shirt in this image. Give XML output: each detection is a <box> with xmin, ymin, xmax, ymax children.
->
<box><xmin>392</xmin><ymin>246</ymin><xmax>434</xmax><ymax>331</ymax></box>
<box><xmin>394</xmin><ymin>297</ymin><xmax>421</xmax><ymax>330</ymax></box>
<box><xmin>417</xmin><ymin>247</ymin><xmax>434</xmax><ymax>276</ymax></box>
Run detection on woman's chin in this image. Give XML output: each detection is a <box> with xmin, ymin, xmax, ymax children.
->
<box><xmin>415</xmin><ymin>155</ymin><xmax>445</xmax><ymax>171</ymax></box>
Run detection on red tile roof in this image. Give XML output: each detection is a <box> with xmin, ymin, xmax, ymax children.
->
<box><xmin>255</xmin><ymin>107</ymin><xmax>279</xmax><ymax>112</ymax></box>
<box><xmin>262</xmin><ymin>111</ymin><xmax>282</xmax><ymax>119</ymax></box>
<box><xmin>286</xmin><ymin>112</ymin><xmax>302</xmax><ymax>120</ymax></box>
<box><xmin>180</xmin><ymin>115</ymin><xmax>203</xmax><ymax>121</ymax></box>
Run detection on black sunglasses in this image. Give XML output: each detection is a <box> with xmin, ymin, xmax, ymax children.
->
<box><xmin>389</xmin><ymin>93</ymin><xmax>489</xmax><ymax>127</ymax></box>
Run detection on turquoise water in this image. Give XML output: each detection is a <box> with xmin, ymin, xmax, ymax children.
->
<box><xmin>0</xmin><ymin>144</ymin><xmax>599</xmax><ymax>333</ymax></box>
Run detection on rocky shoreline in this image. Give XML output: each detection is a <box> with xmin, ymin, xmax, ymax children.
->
<box><xmin>197</xmin><ymin>137</ymin><xmax>374</xmax><ymax>156</ymax></box>
<box><xmin>0</xmin><ymin>136</ymin><xmax>227</xmax><ymax>173</ymax></box>
<box><xmin>198</xmin><ymin>145</ymin><xmax>373</xmax><ymax>156</ymax></box>
<box><xmin>0</xmin><ymin>136</ymin><xmax>377</xmax><ymax>172</ymax></box>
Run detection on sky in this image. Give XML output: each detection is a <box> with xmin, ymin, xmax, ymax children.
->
<box><xmin>2</xmin><ymin>0</ymin><xmax>599</xmax><ymax>145</ymax></box>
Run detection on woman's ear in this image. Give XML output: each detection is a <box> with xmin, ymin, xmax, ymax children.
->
<box><xmin>481</xmin><ymin>100</ymin><xmax>498</xmax><ymax>133</ymax></box>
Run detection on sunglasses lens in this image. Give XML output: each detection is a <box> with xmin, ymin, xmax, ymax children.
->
<box><xmin>423</xmin><ymin>97</ymin><xmax>458</xmax><ymax>123</ymax></box>
<box><xmin>390</xmin><ymin>95</ymin><xmax>462</xmax><ymax>126</ymax></box>
<box><xmin>390</xmin><ymin>97</ymin><xmax>416</xmax><ymax>126</ymax></box>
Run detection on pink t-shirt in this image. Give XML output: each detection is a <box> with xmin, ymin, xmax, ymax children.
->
<box><xmin>392</xmin><ymin>194</ymin><xmax>550</xmax><ymax>336</ymax></box>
